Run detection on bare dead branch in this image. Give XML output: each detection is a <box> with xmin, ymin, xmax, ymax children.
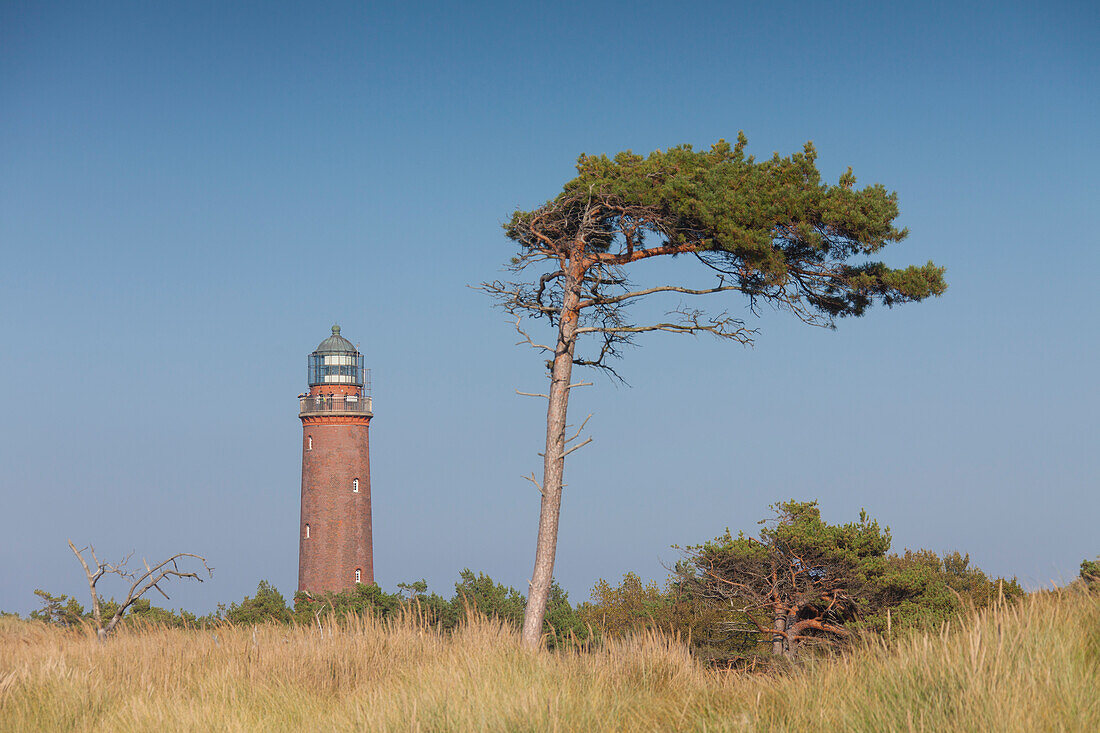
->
<box><xmin>565</xmin><ymin>413</ymin><xmax>593</xmax><ymax>444</ymax></box>
<box><xmin>578</xmin><ymin>281</ymin><xmax>745</xmax><ymax>309</ymax></box>
<box><xmin>68</xmin><ymin>540</ymin><xmax>104</xmax><ymax>630</ymax></box>
<box><xmin>522</xmin><ymin>473</ymin><xmax>545</xmax><ymax>496</ymax></box>
<box><xmin>536</xmin><ymin>269</ymin><xmax>564</xmax><ymax>308</ymax></box>
<box><xmin>509</xmin><ymin>315</ymin><xmax>554</xmax><ymax>353</ymax></box>
<box><xmin>562</xmin><ymin>437</ymin><xmax>593</xmax><ymax>457</ymax></box>
<box><xmin>576</xmin><ymin>306</ymin><xmax>757</xmax><ymax>344</ymax></box>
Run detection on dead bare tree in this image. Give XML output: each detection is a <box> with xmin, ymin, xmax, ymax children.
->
<box><xmin>482</xmin><ymin>137</ymin><xmax>946</xmax><ymax>648</ymax></box>
<box><xmin>67</xmin><ymin>539</ymin><xmax>212</xmax><ymax>640</ymax></box>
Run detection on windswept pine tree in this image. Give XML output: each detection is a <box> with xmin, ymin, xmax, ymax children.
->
<box><xmin>483</xmin><ymin>135</ymin><xmax>947</xmax><ymax>647</ymax></box>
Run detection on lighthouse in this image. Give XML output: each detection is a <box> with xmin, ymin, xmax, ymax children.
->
<box><xmin>298</xmin><ymin>325</ymin><xmax>373</xmax><ymax>592</ymax></box>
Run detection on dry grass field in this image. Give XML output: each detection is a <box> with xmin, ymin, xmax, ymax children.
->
<box><xmin>1</xmin><ymin>590</ymin><xmax>1097</xmax><ymax>732</ymax></box>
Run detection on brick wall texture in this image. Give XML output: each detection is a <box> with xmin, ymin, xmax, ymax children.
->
<box><xmin>298</xmin><ymin>419</ymin><xmax>373</xmax><ymax>593</ymax></box>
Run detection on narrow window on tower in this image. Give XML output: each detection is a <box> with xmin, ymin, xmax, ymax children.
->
<box><xmin>355</xmin><ymin>568</ymin><xmax>361</xmax><ymax>583</ymax></box>
<box><xmin>353</xmin><ymin>478</ymin><xmax>359</xmax><ymax>493</ymax></box>
<box><xmin>305</xmin><ymin>523</ymin><xmax>310</xmax><ymax>539</ymax></box>
<box><xmin>307</xmin><ymin>435</ymin><xmax>313</xmax><ymax>451</ymax></box>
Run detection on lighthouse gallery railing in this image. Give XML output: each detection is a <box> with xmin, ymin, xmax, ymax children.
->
<box><xmin>299</xmin><ymin>394</ymin><xmax>373</xmax><ymax>417</ymax></box>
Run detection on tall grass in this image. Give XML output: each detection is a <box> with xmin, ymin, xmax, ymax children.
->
<box><xmin>1</xmin><ymin>590</ymin><xmax>1096</xmax><ymax>731</ymax></box>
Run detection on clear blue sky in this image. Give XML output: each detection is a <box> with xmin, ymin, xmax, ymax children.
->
<box><xmin>1</xmin><ymin>1</ymin><xmax>1097</xmax><ymax>615</ymax></box>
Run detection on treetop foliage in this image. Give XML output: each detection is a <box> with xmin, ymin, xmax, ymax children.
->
<box><xmin>757</xmin><ymin>500</ymin><xmax>891</xmax><ymax>560</ymax></box>
<box><xmin>504</xmin><ymin>133</ymin><xmax>945</xmax><ymax>325</ymax></box>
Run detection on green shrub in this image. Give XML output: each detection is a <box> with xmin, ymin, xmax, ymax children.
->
<box><xmin>225</xmin><ymin>580</ymin><xmax>292</xmax><ymax>625</ymax></box>
<box><xmin>1082</xmin><ymin>557</ymin><xmax>1100</xmax><ymax>589</ymax></box>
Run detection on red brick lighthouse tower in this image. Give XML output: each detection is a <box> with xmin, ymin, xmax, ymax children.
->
<box><xmin>298</xmin><ymin>325</ymin><xmax>373</xmax><ymax>592</ymax></box>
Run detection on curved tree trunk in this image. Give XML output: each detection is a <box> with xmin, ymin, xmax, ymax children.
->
<box><xmin>521</xmin><ymin>260</ymin><xmax>583</xmax><ymax>648</ymax></box>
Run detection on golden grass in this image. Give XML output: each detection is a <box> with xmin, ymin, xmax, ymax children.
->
<box><xmin>1</xmin><ymin>590</ymin><xmax>1097</xmax><ymax>732</ymax></box>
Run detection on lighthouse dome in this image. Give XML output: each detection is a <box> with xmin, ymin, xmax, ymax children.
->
<box><xmin>314</xmin><ymin>324</ymin><xmax>358</xmax><ymax>354</ymax></box>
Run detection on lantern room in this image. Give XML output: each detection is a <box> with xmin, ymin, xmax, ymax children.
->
<box><xmin>307</xmin><ymin>324</ymin><xmax>365</xmax><ymax>387</ymax></box>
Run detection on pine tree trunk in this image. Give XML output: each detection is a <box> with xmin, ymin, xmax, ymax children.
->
<box><xmin>784</xmin><ymin>610</ymin><xmax>799</xmax><ymax>658</ymax></box>
<box><xmin>772</xmin><ymin>609</ymin><xmax>787</xmax><ymax>656</ymax></box>
<box><xmin>521</xmin><ymin>261</ymin><xmax>582</xmax><ymax>649</ymax></box>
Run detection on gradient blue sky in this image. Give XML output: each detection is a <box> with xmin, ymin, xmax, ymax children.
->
<box><xmin>2</xmin><ymin>1</ymin><xmax>1097</xmax><ymax>615</ymax></box>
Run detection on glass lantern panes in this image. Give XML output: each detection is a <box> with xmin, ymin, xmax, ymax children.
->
<box><xmin>308</xmin><ymin>351</ymin><xmax>365</xmax><ymax>386</ymax></box>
